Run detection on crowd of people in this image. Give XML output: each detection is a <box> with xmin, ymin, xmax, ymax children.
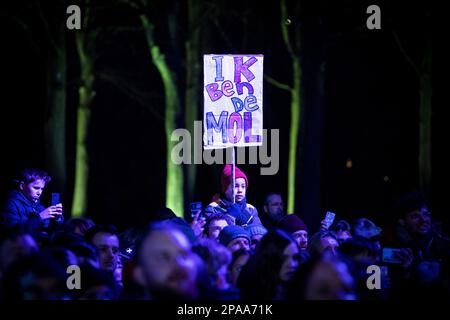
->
<box><xmin>0</xmin><ymin>166</ymin><xmax>449</xmax><ymax>300</ymax></box>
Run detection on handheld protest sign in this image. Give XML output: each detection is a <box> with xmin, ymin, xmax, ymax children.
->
<box><xmin>203</xmin><ymin>54</ymin><xmax>264</xmax><ymax>150</ymax></box>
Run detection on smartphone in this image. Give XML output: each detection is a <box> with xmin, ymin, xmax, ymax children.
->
<box><xmin>190</xmin><ymin>202</ymin><xmax>202</xmax><ymax>219</ymax></box>
<box><xmin>51</xmin><ymin>193</ymin><xmax>61</xmax><ymax>206</ymax></box>
<box><xmin>382</xmin><ymin>248</ymin><xmax>403</xmax><ymax>264</ymax></box>
<box><xmin>324</xmin><ymin>211</ymin><xmax>336</xmax><ymax>228</ymax></box>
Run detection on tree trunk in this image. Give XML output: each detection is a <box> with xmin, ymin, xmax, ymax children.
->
<box><xmin>45</xmin><ymin>28</ymin><xmax>66</xmax><ymax>194</ymax></box>
<box><xmin>185</xmin><ymin>0</ymin><xmax>201</xmax><ymax>206</ymax></box>
<box><xmin>72</xmin><ymin>31</ymin><xmax>95</xmax><ymax>217</ymax></box>
<box><xmin>280</xmin><ymin>0</ymin><xmax>303</xmax><ymax>214</ymax></box>
<box><xmin>140</xmin><ymin>15</ymin><xmax>184</xmax><ymax>217</ymax></box>
<box><xmin>287</xmin><ymin>57</ymin><xmax>301</xmax><ymax>214</ymax></box>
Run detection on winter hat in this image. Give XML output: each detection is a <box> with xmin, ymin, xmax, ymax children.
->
<box><xmin>160</xmin><ymin>217</ymin><xmax>197</xmax><ymax>244</ymax></box>
<box><xmin>339</xmin><ymin>236</ymin><xmax>379</xmax><ymax>255</ymax></box>
<box><xmin>278</xmin><ymin>214</ymin><xmax>308</xmax><ymax>233</ymax></box>
<box><xmin>221</xmin><ymin>164</ymin><xmax>248</xmax><ymax>193</ymax></box>
<box><xmin>352</xmin><ymin>218</ymin><xmax>381</xmax><ymax>239</ymax></box>
<box><xmin>393</xmin><ymin>191</ymin><xmax>429</xmax><ymax>219</ymax></box>
<box><xmin>245</xmin><ymin>224</ymin><xmax>268</xmax><ymax>238</ymax></box>
<box><xmin>219</xmin><ymin>225</ymin><xmax>251</xmax><ymax>247</ymax></box>
<box><xmin>153</xmin><ymin>207</ymin><xmax>178</xmax><ymax>221</ymax></box>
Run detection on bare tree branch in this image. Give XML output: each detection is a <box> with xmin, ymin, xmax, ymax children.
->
<box><xmin>393</xmin><ymin>30</ymin><xmax>420</xmax><ymax>77</ymax></box>
<box><xmin>9</xmin><ymin>16</ymin><xmax>41</xmax><ymax>57</ymax></box>
<box><xmin>35</xmin><ymin>0</ymin><xmax>60</xmax><ymax>55</ymax></box>
<box><xmin>280</xmin><ymin>0</ymin><xmax>295</xmax><ymax>59</ymax></box>
<box><xmin>98</xmin><ymin>70</ymin><xmax>164</xmax><ymax>123</ymax></box>
<box><xmin>211</xmin><ymin>16</ymin><xmax>235</xmax><ymax>52</ymax></box>
<box><xmin>264</xmin><ymin>74</ymin><xmax>292</xmax><ymax>92</ymax></box>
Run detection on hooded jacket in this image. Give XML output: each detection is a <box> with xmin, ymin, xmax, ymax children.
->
<box><xmin>1</xmin><ymin>190</ymin><xmax>63</xmax><ymax>233</ymax></box>
<box><xmin>204</xmin><ymin>196</ymin><xmax>261</xmax><ymax>227</ymax></box>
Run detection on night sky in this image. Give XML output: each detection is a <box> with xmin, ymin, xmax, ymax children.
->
<box><xmin>0</xmin><ymin>0</ymin><xmax>446</xmax><ymax>232</ymax></box>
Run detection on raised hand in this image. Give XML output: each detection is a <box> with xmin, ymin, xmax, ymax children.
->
<box><xmin>320</xmin><ymin>219</ymin><xmax>329</xmax><ymax>231</ymax></box>
<box><xmin>395</xmin><ymin>248</ymin><xmax>414</xmax><ymax>269</ymax></box>
<box><xmin>39</xmin><ymin>203</ymin><xmax>63</xmax><ymax>220</ymax></box>
<box><xmin>229</xmin><ymin>203</ymin><xmax>252</xmax><ymax>226</ymax></box>
<box><xmin>190</xmin><ymin>210</ymin><xmax>206</xmax><ymax>238</ymax></box>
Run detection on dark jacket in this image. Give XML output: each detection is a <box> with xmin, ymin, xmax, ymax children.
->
<box><xmin>381</xmin><ymin>222</ymin><xmax>450</xmax><ymax>297</ymax></box>
<box><xmin>382</xmin><ymin>222</ymin><xmax>450</xmax><ymax>263</ymax></box>
<box><xmin>204</xmin><ymin>197</ymin><xmax>261</xmax><ymax>227</ymax></box>
<box><xmin>1</xmin><ymin>190</ymin><xmax>63</xmax><ymax>233</ymax></box>
<box><xmin>259</xmin><ymin>213</ymin><xmax>280</xmax><ymax>230</ymax></box>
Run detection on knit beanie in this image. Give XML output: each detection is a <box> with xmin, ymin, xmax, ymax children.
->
<box><xmin>245</xmin><ymin>224</ymin><xmax>268</xmax><ymax>238</ymax></box>
<box><xmin>221</xmin><ymin>164</ymin><xmax>248</xmax><ymax>193</ymax></box>
<box><xmin>278</xmin><ymin>214</ymin><xmax>308</xmax><ymax>234</ymax></box>
<box><xmin>352</xmin><ymin>218</ymin><xmax>381</xmax><ymax>239</ymax></box>
<box><xmin>219</xmin><ymin>225</ymin><xmax>251</xmax><ymax>247</ymax></box>
<box><xmin>393</xmin><ymin>191</ymin><xmax>429</xmax><ymax>219</ymax></box>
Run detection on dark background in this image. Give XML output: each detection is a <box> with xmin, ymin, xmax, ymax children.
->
<box><xmin>0</xmin><ymin>0</ymin><xmax>447</xmax><ymax>232</ymax></box>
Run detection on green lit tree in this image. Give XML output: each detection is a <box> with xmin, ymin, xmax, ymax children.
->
<box><xmin>121</xmin><ymin>0</ymin><xmax>185</xmax><ymax>216</ymax></box>
<box><xmin>122</xmin><ymin>0</ymin><xmax>211</xmax><ymax>217</ymax></box>
<box><xmin>72</xmin><ymin>3</ymin><xmax>97</xmax><ymax>217</ymax></box>
<box><xmin>140</xmin><ymin>15</ymin><xmax>184</xmax><ymax>217</ymax></box>
<box><xmin>265</xmin><ymin>0</ymin><xmax>303</xmax><ymax>214</ymax></box>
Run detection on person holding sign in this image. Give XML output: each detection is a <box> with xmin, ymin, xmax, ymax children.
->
<box><xmin>204</xmin><ymin>164</ymin><xmax>261</xmax><ymax>227</ymax></box>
